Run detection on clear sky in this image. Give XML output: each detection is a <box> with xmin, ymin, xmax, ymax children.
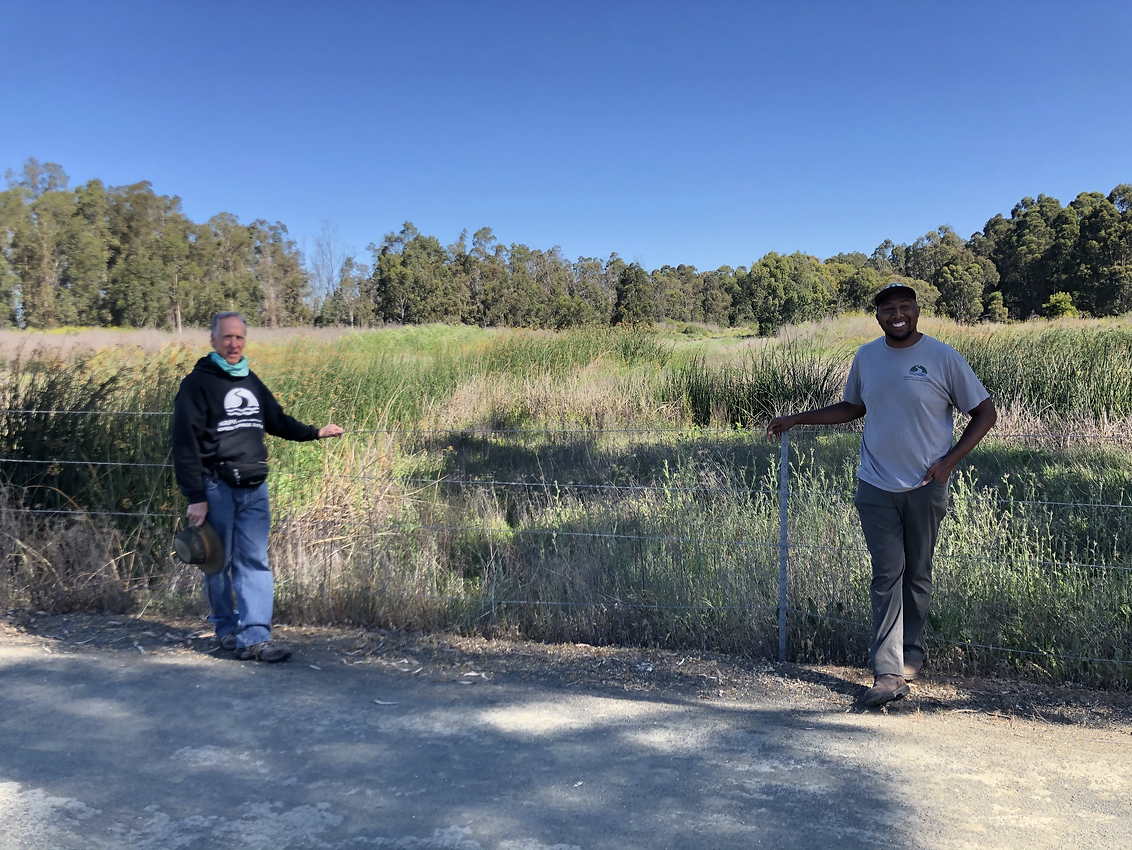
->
<box><xmin>2</xmin><ymin>1</ymin><xmax>1129</xmax><ymax>271</ymax></box>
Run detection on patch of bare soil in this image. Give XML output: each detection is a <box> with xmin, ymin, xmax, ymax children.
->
<box><xmin>4</xmin><ymin>608</ymin><xmax>1130</xmax><ymax>733</ymax></box>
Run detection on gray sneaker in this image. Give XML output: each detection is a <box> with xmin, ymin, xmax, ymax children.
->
<box><xmin>235</xmin><ymin>641</ymin><xmax>293</xmax><ymax>663</ymax></box>
<box><xmin>218</xmin><ymin>633</ymin><xmax>238</xmax><ymax>652</ymax></box>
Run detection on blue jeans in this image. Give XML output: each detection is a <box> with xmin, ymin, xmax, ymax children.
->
<box><xmin>203</xmin><ymin>475</ymin><xmax>273</xmax><ymax>648</ymax></box>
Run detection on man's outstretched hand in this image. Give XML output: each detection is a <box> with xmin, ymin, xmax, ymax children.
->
<box><xmin>767</xmin><ymin>401</ymin><xmax>866</xmax><ymax>441</ymax></box>
<box><xmin>318</xmin><ymin>424</ymin><xmax>345</xmax><ymax>439</ymax></box>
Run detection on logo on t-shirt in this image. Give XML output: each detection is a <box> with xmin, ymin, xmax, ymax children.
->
<box><xmin>223</xmin><ymin>388</ymin><xmax>261</xmax><ymax>417</ymax></box>
<box><xmin>904</xmin><ymin>364</ymin><xmax>931</xmax><ymax>383</ymax></box>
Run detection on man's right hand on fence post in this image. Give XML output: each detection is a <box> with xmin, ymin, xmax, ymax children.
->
<box><xmin>767</xmin><ymin>415</ymin><xmax>796</xmax><ymax>441</ymax></box>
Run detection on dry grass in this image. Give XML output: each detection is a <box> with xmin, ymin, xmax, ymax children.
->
<box><xmin>774</xmin><ymin>313</ymin><xmax>998</xmax><ymax>351</ymax></box>
<box><xmin>990</xmin><ymin>405</ymin><xmax>1132</xmax><ymax>439</ymax></box>
<box><xmin>263</xmin><ymin>425</ymin><xmax>460</xmax><ymax>629</ymax></box>
<box><xmin>776</xmin><ymin>312</ymin><xmax>884</xmax><ymax>348</ymax></box>
<box><xmin>0</xmin><ymin>326</ymin><xmax>365</xmax><ymax>358</ymax></box>
<box><xmin>0</xmin><ymin>487</ymin><xmax>131</xmax><ymax>612</ymax></box>
<box><xmin>424</xmin><ymin>366</ymin><xmax>682</xmax><ymax>431</ymax></box>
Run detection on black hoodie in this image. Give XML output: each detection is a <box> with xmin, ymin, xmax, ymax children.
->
<box><xmin>172</xmin><ymin>356</ymin><xmax>319</xmax><ymax>503</ymax></box>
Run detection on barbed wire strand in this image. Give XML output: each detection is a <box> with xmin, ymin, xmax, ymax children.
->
<box><xmin>0</xmin><ymin>460</ymin><xmax>784</xmax><ymax>498</ymax></box>
<box><xmin>786</xmin><ymin>541</ymin><xmax>1132</xmax><ymax>574</ymax></box>
<box><xmin>494</xmin><ymin>599</ymin><xmax>780</xmax><ymax>613</ymax></box>
<box><xmin>8</xmin><ymin>458</ymin><xmax>1132</xmax><ymax>515</ymax></box>
<box><xmin>2</xmin><ymin>409</ymin><xmax>1132</xmax><ymax>443</ymax></box>
<box><xmin>1</xmin><ymin>458</ymin><xmax>172</xmax><ymax>469</ymax></box>
<box><xmin>281</xmin><ymin>589</ymin><xmax>781</xmax><ymax>614</ymax></box>
<box><xmin>379</xmin><ymin>522</ymin><xmax>782</xmax><ymax>549</ymax></box>
<box><xmin>4</xmin><ymin>505</ymin><xmax>1129</xmax><ymax>573</ymax></box>
<box><xmin>0</xmin><ymin>507</ymin><xmax>182</xmax><ymax>519</ymax></box>
<box><xmin>790</xmin><ymin>486</ymin><xmax>1132</xmax><ymax>510</ymax></box>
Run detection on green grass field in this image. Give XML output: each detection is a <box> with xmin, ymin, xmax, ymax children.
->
<box><xmin>1</xmin><ymin>318</ymin><xmax>1130</xmax><ymax>687</ymax></box>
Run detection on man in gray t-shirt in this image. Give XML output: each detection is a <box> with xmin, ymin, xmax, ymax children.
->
<box><xmin>768</xmin><ymin>283</ymin><xmax>997</xmax><ymax>708</ymax></box>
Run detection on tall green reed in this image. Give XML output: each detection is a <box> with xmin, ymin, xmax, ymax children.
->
<box><xmin>938</xmin><ymin>326</ymin><xmax>1132</xmax><ymax>420</ymax></box>
<box><xmin>663</xmin><ymin>342</ymin><xmax>848</xmax><ymax>427</ymax></box>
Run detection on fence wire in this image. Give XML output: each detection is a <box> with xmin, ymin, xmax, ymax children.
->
<box><xmin>7</xmin><ymin>458</ymin><xmax>1132</xmax><ymax>511</ymax></box>
<box><xmin>1</xmin><ymin>416</ymin><xmax>1130</xmax><ymax>675</ymax></box>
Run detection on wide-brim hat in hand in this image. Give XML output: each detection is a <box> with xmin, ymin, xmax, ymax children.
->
<box><xmin>173</xmin><ymin>522</ymin><xmax>224</xmax><ymax>575</ymax></box>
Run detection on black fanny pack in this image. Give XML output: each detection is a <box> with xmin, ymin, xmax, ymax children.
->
<box><xmin>212</xmin><ymin>461</ymin><xmax>268</xmax><ymax>488</ymax></box>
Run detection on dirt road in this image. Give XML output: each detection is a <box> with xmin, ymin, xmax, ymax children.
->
<box><xmin>1</xmin><ymin>614</ymin><xmax>1129</xmax><ymax>849</ymax></box>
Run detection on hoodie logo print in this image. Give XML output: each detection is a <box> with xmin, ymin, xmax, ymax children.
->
<box><xmin>224</xmin><ymin>388</ymin><xmax>260</xmax><ymax>418</ymax></box>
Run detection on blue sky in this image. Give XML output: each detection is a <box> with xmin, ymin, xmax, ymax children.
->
<box><xmin>2</xmin><ymin>1</ymin><xmax>1129</xmax><ymax>271</ymax></box>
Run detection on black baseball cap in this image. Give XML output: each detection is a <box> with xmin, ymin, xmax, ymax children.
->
<box><xmin>873</xmin><ymin>283</ymin><xmax>917</xmax><ymax>307</ymax></box>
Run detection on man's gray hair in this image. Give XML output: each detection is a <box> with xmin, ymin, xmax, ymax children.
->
<box><xmin>210</xmin><ymin>312</ymin><xmax>248</xmax><ymax>336</ymax></box>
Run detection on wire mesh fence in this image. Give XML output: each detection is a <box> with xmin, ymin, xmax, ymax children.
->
<box><xmin>0</xmin><ymin>409</ymin><xmax>1129</xmax><ymax>685</ymax></box>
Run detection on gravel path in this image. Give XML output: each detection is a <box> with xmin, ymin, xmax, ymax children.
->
<box><xmin>1</xmin><ymin>613</ymin><xmax>1129</xmax><ymax>849</ymax></box>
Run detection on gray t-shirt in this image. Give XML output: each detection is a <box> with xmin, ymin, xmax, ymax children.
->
<box><xmin>843</xmin><ymin>334</ymin><xmax>989</xmax><ymax>492</ymax></box>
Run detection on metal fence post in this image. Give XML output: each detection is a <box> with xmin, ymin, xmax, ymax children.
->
<box><xmin>778</xmin><ymin>431</ymin><xmax>789</xmax><ymax>663</ymax></box>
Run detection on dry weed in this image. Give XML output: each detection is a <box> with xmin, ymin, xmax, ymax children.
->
<box><xmin>425</xmin><ymin>366</ymin><xmax>680</xmax><ymax>431</ymax></box>
<box><xmin>268</xmin><ymin>433</ymin><xmax>429</xmax><ymax>627</ymax></box>
<box><xmin>0</xmin><ymin>487</ymin><xmax>131</xmax><ymax>612</ymax></box>
<box><xmin>990</xmin><ymin>405</ymin><xmax>1132</xmax><ymax>440</ymax></box>
<box><xmin>0</xmin><ymin>326</ymin><xmax>362</xmax><ymax>359</ymax></box>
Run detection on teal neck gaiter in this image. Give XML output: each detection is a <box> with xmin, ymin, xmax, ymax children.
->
<box><xmin>209</xmin><ymin>351</ymin><xmax>249</xmax><ymax>378</ymax></box>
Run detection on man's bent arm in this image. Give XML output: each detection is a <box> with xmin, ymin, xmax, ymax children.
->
<box><xmin>767</xmin><ymin>401</ymin><xmax>866</xmax><ymax>441</ymax></box>
<box><xmin>922</xmin><ymin>397</ymin><xmax>997</xmax><ymax>484</ymax></box>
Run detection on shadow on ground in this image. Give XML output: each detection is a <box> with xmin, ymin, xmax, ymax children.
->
<box><xmin>1</xmin><ymin>640</ymin><xmax>909</xmax><ymax>850</ymax></box>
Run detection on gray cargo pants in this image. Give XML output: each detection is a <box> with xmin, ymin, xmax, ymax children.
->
<box><xmin>853</xmin><ymin>478</ymin><xmax>949</xmax><ymax>677</ymax></box>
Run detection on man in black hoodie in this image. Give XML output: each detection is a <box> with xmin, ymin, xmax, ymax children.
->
<box><xmin>173</xmin><ymin>312</ymin><xmax>343</xmax><ymax>662</ymax></box>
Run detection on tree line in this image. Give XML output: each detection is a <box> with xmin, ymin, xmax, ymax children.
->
<box><xmin>2</xmin><ymin>157</ymin><xmax>1129</xmax><ymax>332</ymax></box>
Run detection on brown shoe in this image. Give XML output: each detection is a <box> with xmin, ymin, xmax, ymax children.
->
<box><xmin>862</xmin><ymin>674</ymin><xmax>910</xmax><ymax>707</ymax></box>
<box><xmin>235</xmin><ymin>641</ymin><xmax>293</xmax><ymax>663</ymax></box>
<box><xmin>903</xmin><ymin>660</ymin><xmax>922</xmax><ymax>681</ymax></box>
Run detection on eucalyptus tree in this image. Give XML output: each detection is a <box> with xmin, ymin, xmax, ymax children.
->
<box><xmin>611</xmin><ymin>263</ymin><xmax>652</xmax><ymax>325</ymax></box>
<box><xmin>371</xmin><ymin>222</ymin><xmax>468</xmax><ymax>324</ymax></box>
<box><xmin>700</xmin><ymin>266</ymin><xmax>735</xmax><ymax>327</ymax></box>
<box><xmin>104</xmin><ymin>181</ymin><xmax>191</xmax><ymax>327</ymax></box>
<box><xmin>0</xmin><ymin>189</ymin><xmax>20</xmax><ymax>325</ymax></box>
<box><xmin>252</xmin><ymin>221</ymin><xmax>310</xmax><ymax>327</ymax></box>
<box><xmin>1073</xmin><ymin>186</ymin><xmax>1132</xmax><ymax>315</ymax></box>
<box><xmin>4</xmin><ymin>158</ymin><xmax>68</xmax><ymax>200</ymax></box>
<box><xmin>571</xmin><ymin>255</ymin><xmax>616</xmax><ymax>325</ymax></box>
